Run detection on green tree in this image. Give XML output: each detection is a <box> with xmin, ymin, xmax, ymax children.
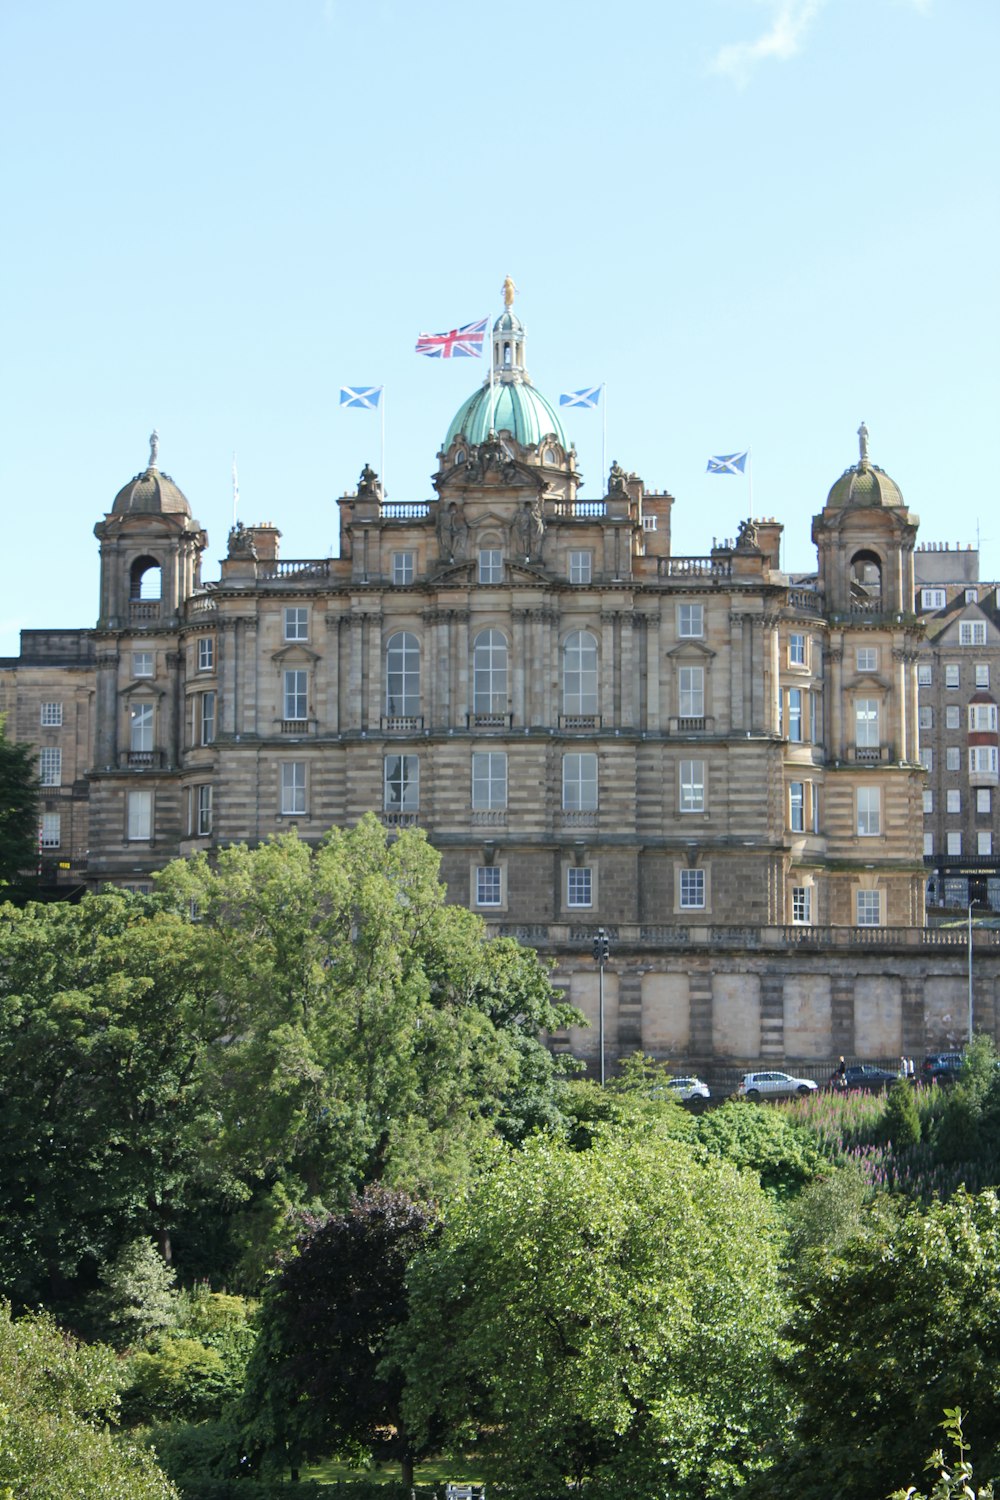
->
<box><xmin>0</xmin><ymin>1301</ymin><xmax>178</xmax><ymax>1497</ymax></box>
<box><xmin>885</xmin><ymin>1075</ymin><xmax>922</xmax><ymax>1148</ymax></box>
<box><xmin>396</xmin><ymin>1131</ymin><xmax>788</xmax><ymax>1499</ymax></box>
<box><xmin>239</xmin><ymin>1185</ymin><xmax>437</xmax><ymax>1485</ymax></box>
<box><xmin>0</xmin><ymin>713</ymin><xmax>38</xmax><ymax>900</ymax></box>
<box><xmin>94</xmin><ymin>1238</ymin><xmax>179</xmax><ymax>1348</ymax></box>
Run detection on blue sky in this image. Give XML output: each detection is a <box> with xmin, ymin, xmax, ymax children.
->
<box><xmin>2</xmin><ymin>0</ymin><xmax>997</xmax><ymax>654</ymax></box>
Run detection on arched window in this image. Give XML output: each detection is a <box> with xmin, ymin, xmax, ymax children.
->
<box><xmin>563</xmin><ymin>631</ymin><xmax>598</xmax><ymax>715</ymax></box>
<box><xmin>473</xmin><ymin>629</ymin><xmax>508</xmax><ymax>714</ymax></box>
<box><xmin>129</xmin><ymin>555</ymin><xmax>161</xmax><ymax>600</ymax></box>
<box><xmin>850</xmin><ymin>550</ymin><xmax>882</xmax><ymax>609</ymax></box>
<box><xmin>385</xmin><ymin>632</ymin><xmax>420</xmax><ymax>716</ymax></box>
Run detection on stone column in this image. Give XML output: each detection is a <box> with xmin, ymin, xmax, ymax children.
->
<box><xmin>95</xmin><ymin>651</ymin><xmax>119</xmax><ymax>770</ymax></box>
<box><xmin>601</xmin><ymin>612</ymin><xmax>615</xmax><ymax>726</ymax></box>
<box><xmin>324</xmin><ymin>613</ymin><xmax>340</xmax><ymax>734</ymax></box>
<box><xmin>644</xmin><ymin>613</ymin><xmax>660</xmax><ymax>730</ymax></box>
<box><xmin>827</xmin><ymin>645</ymin><xmax>844</xmax><ymax>760</ymax></box>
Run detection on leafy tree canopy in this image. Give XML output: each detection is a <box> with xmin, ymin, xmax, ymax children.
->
<box><xmin>0</xmin><ymin>713</ymin><xmax>39</xmax><ymax>900</ymax></box>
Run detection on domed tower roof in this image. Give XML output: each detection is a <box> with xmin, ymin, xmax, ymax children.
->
<box><xmin>825</xmin><ymin>422</ymin><xmax>905</xmax><ymax>509</ymax></box>
<box><xmin>443</xmin><ymin>279</ymin><xmax>567</xmax><ymax>452</ymax></box>
<box><xmin>111</xmin><ymin>431</ymin><xmax>192</xmax><ymax>518</ymax></box>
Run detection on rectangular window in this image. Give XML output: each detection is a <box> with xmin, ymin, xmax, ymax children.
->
<box><xmin>787</xmin><ymin>688</ymin><xmax>803</xmax><ymax>742</ymax></box>
<box><xmin>855</xmin><ymin>699</ymin><xmax>879</xmax><ymax>747</ymax></box>
<box><xmin>977</xmin><ymin>789</ymin><xmax>991</xmax><ymax>814</ymax></box>
<box><xmin>946</xmin><ymin>705</ymin><xmax>961</xmax><ymax>729</ymax></box>
<box><xmin>478</xmin><ymin>549</ymin><xmax>503</xmax><ymax>584</ymax></box>
<box><xmin>562</xmin><ymin>752</ymin><xmax>598</xmax><ymax>811</ymax></box>
<box><xmin>856</xmin><ymin>646</ymin><xmax>878</xmax><ymax>673</ymax></box>
<box><xmin>976</xmin><ymin>664</ymin><xmax>990</xmax><ymax>688</ymax></box>
<box><xmin>679</xmin><ymin>869</ymin><xmax>705</xmax><ymax>909</ymax></box>
<box><xmin>197</xmin><ymin>785</ymin><xmax>213</xmax><ymax>836</ymax></box>
<box><xmin>970</xmin><ymin>746</ymin><xmax>999</xmax><ymax>775</ymax></box>
<box><xmin>283</xmin><ymin>670</ymin><xmax>307</xmax><ymax>720</ymax></box>
<box><xmin>39</xmin><ymin>813</ymin><xmax>61</xmax><ymax>849</ymax></box>
<box><xmin>197</xmin><ymin>638</ymin><xmax>214</xmax><ymax>671</ymax></box>
<box><xmin>133</xmin><ymin>651</ymin><xmax>154</xmax><ymax>678</ymax></box>
<box><xmin>947</xmin><ymin>789</ymin><xmax>961</xmax><ymax>814</ymax></box>
<box><xmin>127</xmin><ymin>789</ymin><xmax>152</xmax><ymax>841</ymax></box>
<box><xmin>678</xmin><ymin>603</ymin><xmax>704</xmax><ymax>638</ymax></box>
<box><xmin>200</xmin><ymin>691</ymin><xmax>216</xmax><ymax>746</ymax></box>
<box><xmin>856</xmin><ymin>890</ymin><xmax>881</xmax><ymax>927</ymax></box>
<box><xmin>966</xmin><ymin>589</ymin><xmax>979</xmax><ymax>603</ymax></box>
<box><xmin>979</xmin><ymin>831</ymin><xmax>993</xmax><ymax>856</ymax></box>
<box><xmin>947</xmin><ymin>747</ymin><xmax>961</xmax><ymax>771</ymax></box>
<box><xmin>946</xmin><ymin>665</ymin><xmax>960</xmax><ymax>688</ymax></box>
<box><xmin>566</xmin><ymin>866</ymin><xmax>592</xmax><ymax>907</ymax></box>
<box><xmin>919</xmin><ymin>706</ymin><xmax>933</xmax><ymax>730</ymax></box>
<box><xmin>857</xmin><ymin>787</ymin><xmax>881</xmax><ymax>836</ymax></box>
<box><xmin>476</xmin><ymin>866</ymin><xmax>502</xmax><ymax>906</ymax></box>
<box><xmin>281</xmin><ymin>762</ymin><xmax>306</xmax><ymax>815</ymax></box>
<box><xmin>569</xmin><ymin>550</ymin><xmax>593</xmax><ymax>584</ymax></box>
<box><xmin>789</xmin><ymin>633</ymin><xmax>806</xmax><ymax>667</ymax></box>
<box><xmin>392</xmin><ymin>551</ymin><xmax>415</xmax><ymax>585</ymax></box>
<box><xmin>924</xmin><ymin>790</ymin><xmax>935</xmax><ymax>814</ymax></box>
<box><xmin>791</xmin><ymin>886</ymin><xmax>812</xmax><ymax>924</ymax></box>
<box><xmin>918</xmin><ymin>664</ymin><xmax>932</xmax><ymax>686</ymax></box>
<box><xmin>472</xmin><ymin>751</ymin><xmax>507</xmax><ymax>810</ymax></box>
<box><xmin>922</xmin><ymin>589</ymin><xmax>946</xmax><ymax>610</ymax></box>
<box><xmin>960</xmin><ymin>621</ymin><xmax>987</xmax><ymax>646</ymax></box>
<box><xmin>678</xmin><ymin>666</ymin><xmax>704</xmax><ymax>717</ymax></box>
<box><xmin>284</xmin><ymin>607</ymin><xmax>308</xmax><ymax>641</ymax></box>
<box><xmin>970</xmin><ymin>703</ymin><xmax>998</xmax><ymax>732</ymax></box>
<box><xmin>679</xmin><ymin>759</ymin><xmax>705</xmax><ymax>813</ymax></box>
<box><xmin>924</xmin><ymin>833</ymin><xmax>934</xmax><ymax>857</ymax></box>
<box><xmin>384</xmin><ymin>754</ymin><xmax>419</xmax><ymax>812</ymax></box>
<box><xmin>40</xmin><ymin>702</ymin><xmax>62</xmax><ymax>727</ymax></box>
<box><xmin>789</xmin><ymin>782</ymin><xmax>804</xmax><ymax>832</ymax></box>
<box><xmin>921</xmin><ymin>747</ymin><xmax>934</xmax><ymax>771</ymax></box>
<box><xmin>947</xmin><ymin>831</ymin><xmax>962</xmax><ymax>856</ymax></box>
<box><xmin>130</xmin><ymin>702</ymin><xmax>153</xmax><ymax>752</ymax></box>
<box><xmin>39</xmin><ymin>746</ymin><xmax>62</xmax><ymax>786</ymax></box>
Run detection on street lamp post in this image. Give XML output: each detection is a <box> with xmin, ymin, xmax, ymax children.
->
<box><xmin>592</xmin><ymin>927</ymin><xmax>610</xmax><ymax>1085</ymax></box>
<box><xmin>968</xmin><ymin>901</ymin><xmax>975</xmax><ymax>1045</ymax></box>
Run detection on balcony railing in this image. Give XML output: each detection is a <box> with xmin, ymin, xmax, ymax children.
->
<box><xmin>129</xmin><ymin>600</ymin><xmax>160</xmax><ymax>623</ymax></box>
<box><xmin>467</xmin><ymin>712</ymin><xmax>512</xmax><ymax>731</ymax></box>
<box><xmin>382</xmin><ymin>715</ymin><xmax>424</xmax><ymax>734</ymax></box>
<box><xmin>381</xmin><ymin>810</ymin><xmax>419</xmax><ymax>828</ymax></box>
<box><xmin>125</xmin><ymin>749</ymin><xmax>160</xmax><ymax>769</ymax></box>
<box><xmin>657</xmin><ymin>557</ymin><xmax>732</xmax><ymax>579</ymax></box>
<box><xmin>560</xmin><ymin>714</ymin><xmax>601</xmax><ymax>732</ymax></box>
<box><xmin>471</xmin><ymin>809</ymin><xmax>507</xmax><ymax>827</ymax></box>
<box><xmin>380</xmin><ymin>502</ymin><xmax>430</xmax><ymax>520</ymax></box>
<box><xmin>257</xmin><ymin>560</ymin><xmax>331</xmax><ymax>580</ymax></box>
<box><xmin>280</xmin><ymin>719</ymin><xmax>310</xmax><ymax>735</ymax></box>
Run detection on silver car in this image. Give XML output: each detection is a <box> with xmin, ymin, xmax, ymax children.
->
<box><xmin>738</xmin><ymin>1070</ymin><xmax>817</xmax><ymax>1101</ymax></box>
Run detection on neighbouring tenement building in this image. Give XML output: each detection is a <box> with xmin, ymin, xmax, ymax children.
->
<box><xmin>4</xmin><ymin>294</ymin><xmax>1000</xmax><ymax>1072</ymax></box>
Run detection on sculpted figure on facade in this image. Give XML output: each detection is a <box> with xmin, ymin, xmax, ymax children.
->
<box><xmin>436</xmin><ymin>500</ymin><xmax>467</xmax><ymax>562</ymax></box>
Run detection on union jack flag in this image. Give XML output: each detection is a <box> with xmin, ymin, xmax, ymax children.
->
<box><xmin>415</xmin><ymin>317</ymin><xmax>488</xmax><ymax>358</ymax></box>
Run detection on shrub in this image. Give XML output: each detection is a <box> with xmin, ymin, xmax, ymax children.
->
<box><xmin>885</xmin><ymin>1078</ymin><xmax>922</xmax><ymax>1149</ymax></box>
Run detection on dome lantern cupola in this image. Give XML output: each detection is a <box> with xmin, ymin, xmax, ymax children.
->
<box><xmin>823</xmin><ymin>421</ymin><xmax>906</xmax><ymax>510</ymax></box>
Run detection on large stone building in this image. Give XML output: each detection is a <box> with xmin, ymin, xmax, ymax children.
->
<box><xmin>5</xmin><ymin>294</ymin><xmax>999</xmax><ymax>1071</ymax></box>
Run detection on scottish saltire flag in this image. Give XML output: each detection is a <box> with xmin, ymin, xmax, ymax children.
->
<box><xmin>707</xmin><ymin>452</ymin><xmax>748</xmax><ymax>474</ymax></box>
<box><xmin>415</xmin><ymin>318</ymin><xmax>488</xmax><ymax>358</ymax></box>
<box><xmin>559</xmin><ymin>386</ymin><xmax>602</xmax><ymax>408</ymax></box>
<box><xmin>340</xmin><ymin>386</ymin><xmax>383</xmax><ymax>409</ymax></box>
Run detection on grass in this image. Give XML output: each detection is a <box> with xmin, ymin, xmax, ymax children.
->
<box><xmin>304</xmin><ymin>1455</ymin><xmax>485</xmax><ymax>1487</ymax></box>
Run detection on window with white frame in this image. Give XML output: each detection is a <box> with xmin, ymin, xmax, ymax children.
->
<box><xmin>678</xmin><ymin>603</ymin><xmax>704</xmax><ymax>639</ymax></box>
<box><xmin>384</xmin><ymin>754</ymin><xmax>419</xmax><ymax>813</ymax></box>
<box><xmin>947</xmin><ymin>746</ymin><xmax>961</xmax><ymax>771</ymax></box>
<box><xmin>856</xmin><ymin>646</ymin><xmax>878</xmax><ymax>673</ymax></box>
<box><xmin>566</xmin><ymin>866</ymin><xmax>592</xmax><ymax>907</ymax></box>
<box><xmin>856</xmin><ymin>890</ymin><xmax>881</xmax><ymax>926</ymax></box>
<box><xmin>923</xmin><ymin>790</ymin><xmax>934</xmax><ymax>814</ymax></box>
<box><xmin>789</xmin><ymin>782</ymin><xmax>804</xmax><ymax>832</ymax></box>
<box><xmin>385</xmin><ymin>632</ymin><xmax>421</xmax><ymax>716</ymax></box>
<box><xmin>789</xmin><ymin>633</ymin><xmax>806</xmax><ymax>667</ymax></box>
<box><xmin>197</xmin><ymin>638</ymin><xmax>214</xmax><ymax>671</ymax></box>
<box><xmin>924</xmin><ymin>833</ymin><xmax>934</xmax><ymax>857</ymax></box>
<box><xmin>960</xmin><ymin>621</ymin><xmax>987</xmax><ymax>646</ymax></box>
<box><xmin>283</xmin><ymin>669</ymin><xmax>307</xmax><ymax>721</ymax></box>
<box><xmin>284</xmin><ymin>607</ymin><xmax>308</xmax><ymax>641</ymax></box>
<box><xmin>918</xmin><ymin>663</ymin><xmax>932</xmax><ymax>686</ymax></box>
<box><xmin>39</xmin><ymin>747</ymin><xmax>61</xmax><ymax>786</ymax></box>
<box><xmin>472</xmin><ymin>751</ymin><xmax>507</xmax><ymax>810</ymax></box>
<box><xmin>40</xmin><ymin>702</ymin><xmax>62</xmax><ymax>727</ymax></box>
<box><xmin>947</xmin><ymin>831</ymin><xmax>962</xmax><ymax>855</ymax></box>
<box><xmin>127</xmin><ymin>789</ymin><xmax>152</xmax><ymax>841</ymax></box>
<box><xmin>200</xmin><ymin>691</ymin><xmax>216</xmax><ymax>746</ymax></box>
<box><xmin>947</xmin><ymin>789</ymin><xmax>961</xmax><ymax>814</ymax></box>
<box><xmin>855</xmin><ymin>698</ymin><xmax>879</xmax><ymax>747</ymax></box>
<box><xmin>922</xmin><ymin>589</ymin><xmax>946</xmax><ymax>610</ymax></box>
<box><xmin>679</xmin><ymin>759</ymin><xmax>705</xmax><ymax>813</ymax></box>
<box><xmin>562</xmin><ymin>631</ymin><xmax>598</xmax><ymax>715</ymax></box>
<box><xmin>946</xmin><ymin>664</ymin><xmax>960</xmax><ymax>688</ymax></box>
<box><xmin>472</xmin><ymin>629</ymin><xmax>508</xmax><ymax>713</ymax></box>
<box><xmin>946</xmin><ymin>705</ymin><xmax>961</xmax><ymax>729</ymax></box>
<box><xmin>133</xmin><ymin>650</ymin><xmax>154</xmax><ymax>678</ymax></box>
<box><xmin>678</xmin><ymin>665</ymin><xmax>704</xmax><ymax>717</ymax></box>
<box><xmin>978</xmin><ymin>788</ymin><xmax>991</xmax><ymax>814</ymax></box>
<box><xmin>921</xmin><ymin>747</ymin><xmax>934</xmax><ymax>771</ymax></box>
<box><xmin>966</xmin><ymin>589</ymin><xmax>979</xmax><ymax>603</ymax></box>
<box><xmin>391</xmin><ymin>551</ymin><xmax>415</xmax><ymax>585</ymax></box>
<box><xmin>979</xmin><ymin>831</ymin><xmax>993</xmax><ymax>856</ymax></box>
<box><xmin>679</xmin><ymin>868</ymin><xmax>705</xmax><ymax>909</ymax></box>
<box><xmin>919</xmin><ymin>706</ymin><xmax>933</xmax><ymax>730</ymax></box>
<box><xmin>130</xmin><ymin>703</ymin><xmax>153</xmax><ymax>752</ymax></box>
<box><xmin>281</xmin><ymin>761</ymin><xmax>306</xmax><ymax>816</ymax></box>
<box><xmin>791</xmin><ymin>886</ymin><xmax>812</xmax><ymax>923</ymax></box>
<box><xmin>196</xmin><ymin>785</ymin><xmax>213</xmax><ymax>836</ymax></box>
<box><xmin>39</xmin><ymin>813</ymin><xmax>61</xmax><ymax>849</ymax></box>
<box><xmin>475</xmin><ymin>866</ymin><xmax>502</xmax><ymax>906</ymax></box>
<box><xmin>970</xmin><ymin>746</ymin><xmax>999</xmax><ymax>776</ymax></box>
<box><xmin>857</xmin><ymin>787</ymin><xmax>881</xmax><ymax>836</ymax></box>
<box><xmin>976</xmin><ymin>664</ymin><xmax>990</xmax><ymax>688</ymax></box>
<box><xmin>969</xmin><ymin>703</ymin><xmax>998</xmax><ymax>732</ymax></box>
<box><xmin>478</xmin><ymin>549</ymin><xmax>503</xmax><ymax>584</ymax></box>
<box><xmin>569</xmin><ymin>550</ymin><xmax>592</xmax><ymax>584</ymax></box>
<box><xmin>788</xmin><ymin>688</ymin><xmax>803</xmax><ymax>742</ymax></box>
<box><xmin>562</xmin><ymin>752</ymin><xmax>598</xmax><ymax>811</ymax></box>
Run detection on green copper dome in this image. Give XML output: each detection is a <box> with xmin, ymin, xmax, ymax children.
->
<box><xmin>825</xmin><ymin>423</ymin><xmax>904</xmax><ymax>509</ymax></box>
<box><xmin>445</xmin><ymin>380</ymin><xmax>567</xmax><ymax>450</ymax></box>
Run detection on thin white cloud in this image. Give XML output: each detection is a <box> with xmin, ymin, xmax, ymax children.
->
<box><xmin>709</xmin><ymin>0</ymin><xmax>827</xmax><ymax>87</ymax></box>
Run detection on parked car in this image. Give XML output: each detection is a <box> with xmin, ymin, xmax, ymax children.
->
<box><xmin>828</xmin><ymin>1063</ymin><xmax>900</xmax><ymax>1094</ymax></box>
<box><xmin>920</xmin><ymin>1052</ymin><xmax>964</xmax><ymax>1085</ymax></box>
<box><xmin>737</xmin><ymin>1070</ymin><xmax>818</xmax><ymax>1101</ymax></box>
<box><xmin>659</xmin><ymin>1075</ymin><xmax>711</xmax><ymax>1110</ymax></box>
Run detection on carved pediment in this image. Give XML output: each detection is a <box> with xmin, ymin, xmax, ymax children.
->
<box><xmin>665</xmin><ymin>639</ymin><xmax>716</xmax><ymax>661</ymax></box>
<box><xmin>271</xmin><ymin>643</ymin><xmax>320</xmax><ymax>665</ymax></box>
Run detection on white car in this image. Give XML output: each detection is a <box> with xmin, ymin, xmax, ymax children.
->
<box><xmin>651</xmin><ymin>1076</ymin><xmax>711</xmax><ymax>1109</ymax></box>
<box><xmin>738</xmin><ymin>1070</ymin><xmax>817</xmax><ymax>1101</ymax></box>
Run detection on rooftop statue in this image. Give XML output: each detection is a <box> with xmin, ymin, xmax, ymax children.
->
<box><xmin>502</xmin><ymin>274</ymin><xmax>517</xmax><ymax>310</ymax></box>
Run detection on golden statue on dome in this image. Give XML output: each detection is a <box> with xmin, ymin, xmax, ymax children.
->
<box><xmin>502</xmin><ymin>274</ymin><xmax>517</xmax><ymax>310</ymax></box>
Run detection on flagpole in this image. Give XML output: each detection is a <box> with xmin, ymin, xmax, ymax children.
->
<box><xmin>489</xmin><ymin>320</ymin><xmax>496</xmax><ymax>436</ymax></box>
<box><xmin>380</xmin><ymin>388</ymin><xmax>386</xmax><ymax>497</ymax></box>
<box><xmin>601</xmin><ymin>384</ymin><xmax>607</xmax><ymax>495</ymax></box>
<box><xmin>232</xmin><ymin>454</ymin><xmax>239</xmax><ymax>526</ymax></box>
<box><xmin>748</xmin><ymin>448</ymin><xmax>753</xmax><ymax>515</ymax></box>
